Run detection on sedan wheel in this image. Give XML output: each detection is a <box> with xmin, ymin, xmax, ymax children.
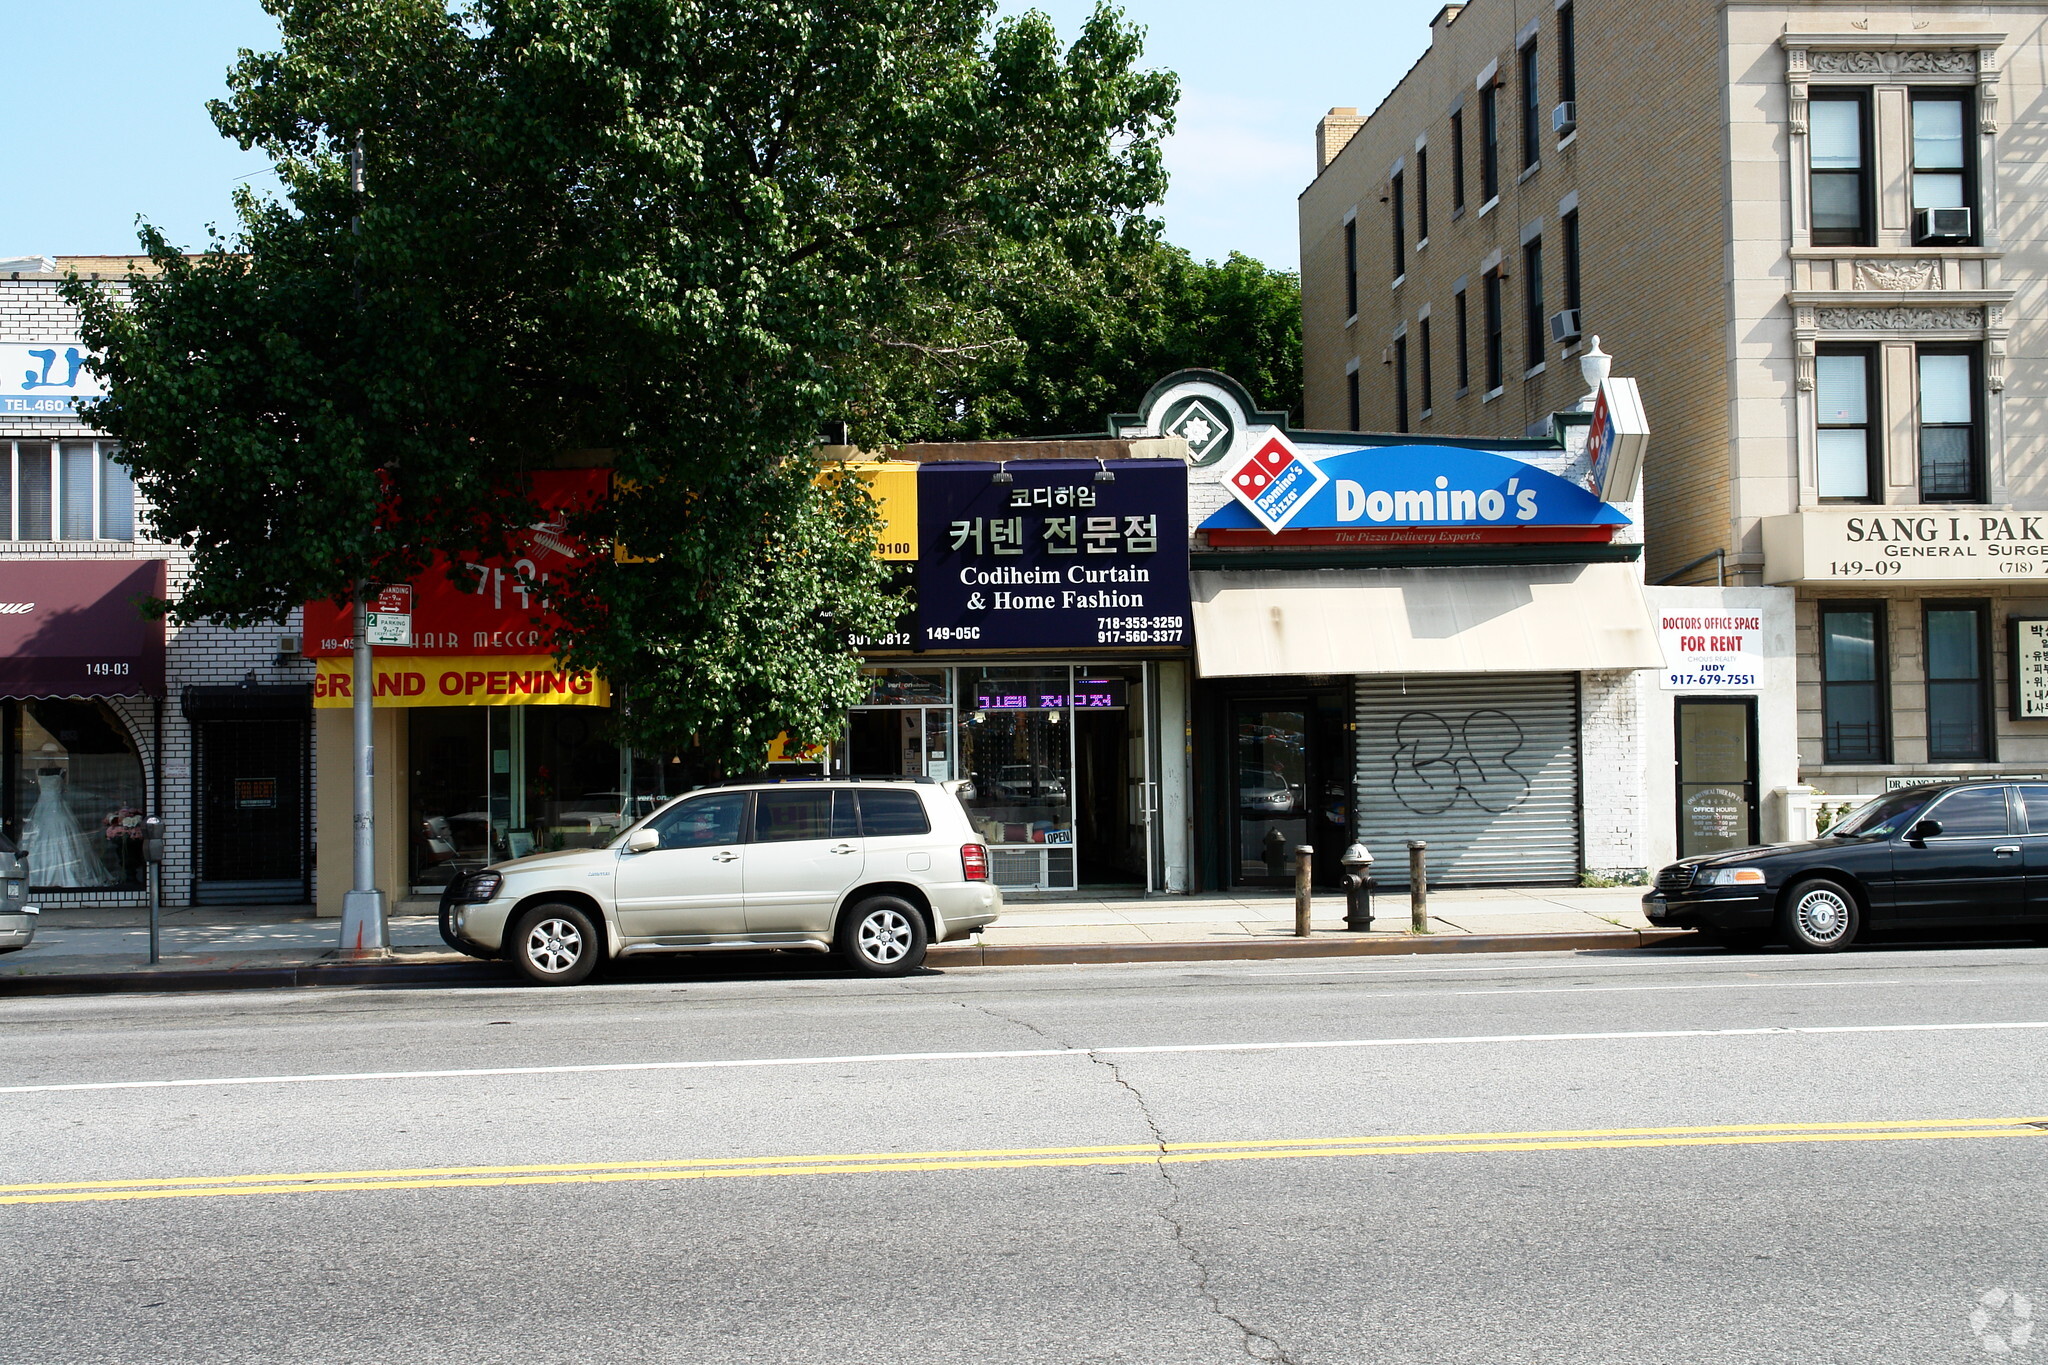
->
<box><xmin>509</xmin><ymin>903</ymin><xmax>602</xmax><ymax>985</ymax></box>
<box><xmin>836</xmin><ymin>895</ymin><xmax>929</xmax><ymax>977</ymax></box>
<box><xmin>1781</xmin><ymin>878</ymin><xmax>1859</xmax><ymax>953</ymax></box>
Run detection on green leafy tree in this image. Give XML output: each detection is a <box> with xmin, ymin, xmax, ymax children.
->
<box><xmin>851</xmin><ymin>236</ymin><xmax>1301</xmax><ymax>442</ymax></box>
<box><xmin>67</xmin><ymin>0</ymin><xmax>1175</xmax><ymax>776</ymax></box>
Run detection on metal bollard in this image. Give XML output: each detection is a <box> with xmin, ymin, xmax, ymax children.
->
<box><xmin>1342</xmin><ymin>843</ymin><xmax>1374</xmax><ymax>932</ymax></box>
<box><xmin>1407</xmin><ymin>839</ymin><xmax>1430</xmax><ymax>934</ymax></box>
<box><xmin>1294</xmin><ymin>845</ymin><xmax>1314</xmax><ymax>938</ymax></box>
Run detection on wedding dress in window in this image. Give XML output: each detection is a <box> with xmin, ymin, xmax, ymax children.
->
<box><xmin>27</xmin><ymin>770</ymin><xmax>112</xmax><ymax>888</ymax></box>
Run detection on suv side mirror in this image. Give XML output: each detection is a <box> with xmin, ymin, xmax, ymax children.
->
<box><xmin>625</xmin><ymin>828</ymin><xmax>661</xmax><ymax>854</ymax></box>
<box><xmin>1907</xmin><ymin>819</ymin><xmax>1942</xmax><ymax>843</ymax></box>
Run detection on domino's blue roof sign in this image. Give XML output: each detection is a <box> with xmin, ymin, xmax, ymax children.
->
<box><xmin>1203</xmin><ymin>436</ymin><xmax>1630</xmax><ymax>534</ymax></box>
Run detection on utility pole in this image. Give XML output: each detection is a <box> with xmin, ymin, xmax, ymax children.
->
<box><xmin>338</xmin><ymin>135</ymin><xmax>388</xmax><ymax>957</ymax></box>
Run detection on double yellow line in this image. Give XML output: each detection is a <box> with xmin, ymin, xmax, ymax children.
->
<box><xmin>5</xmin><ymin>1118</ymin><xmax>2042</xmax><ymax>1205</ymax></box>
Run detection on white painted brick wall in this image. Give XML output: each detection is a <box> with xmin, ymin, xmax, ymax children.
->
<box><xmin>2</xmin><ymin>278</ymin><xmax>316</xmax><ymax>908</ymax></box>
<box><xmin>1580</xmin><ymin>668</ymin><xmax>1648</xmax><ymax>878</ymax></box>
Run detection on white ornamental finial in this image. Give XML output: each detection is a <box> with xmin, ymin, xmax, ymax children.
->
<box><xmin>1578</xmin><ymin>334</ymin><xmax>1612</xmax><ymax>411</ymax></box>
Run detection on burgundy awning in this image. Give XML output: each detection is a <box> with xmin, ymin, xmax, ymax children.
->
<box><xmin>0</xmin><ymin>559</ymin><xmax>167</xmax><ymax>699</ymax></box>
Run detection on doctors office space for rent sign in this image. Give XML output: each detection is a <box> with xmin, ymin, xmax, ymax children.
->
<box><xmin>1656</xmin><ymin>607</ymin><xmax>1764</xmax><ymax>692</ymax></box>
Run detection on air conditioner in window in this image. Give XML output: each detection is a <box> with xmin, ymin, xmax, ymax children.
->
<box><xmin>1549</xmin><ymin>308</ymin><xmax>1582</xmax><ymax>344</ymax></box>
<box><xmin>1916</xmin><ymin>206</ymin><xmax>1973</xmax><ymax>243</ymax></box>
<box><xmin>1551</xmin><ymin>101</ymin><xmax>1578</xmax><ymax>136</ymax></box>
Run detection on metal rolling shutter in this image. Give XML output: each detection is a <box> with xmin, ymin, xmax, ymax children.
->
<box><xmin>1354</xmin><ymin>674</ymin><xmax>1581</xmax><ymax>887</ymax></box>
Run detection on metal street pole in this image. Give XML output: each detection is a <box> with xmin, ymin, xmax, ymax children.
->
<box><xmin>337</xmin><ymin>137</ymin><xmax>387</xmax><ymax>957</ymax></box>
<box><xmin>339</xmin><ymin>587</ymin><xmax>387</xmax><ymax>954</ymax></box>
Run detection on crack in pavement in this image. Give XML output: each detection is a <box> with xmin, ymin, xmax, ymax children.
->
<box><xmin>965</xmin><ymin>1002</ymin><xmax>1306</xmax><ymax>1365</ymax></box>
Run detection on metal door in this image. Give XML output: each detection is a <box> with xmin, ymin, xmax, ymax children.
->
<box><xmin>744</xmin><ymin>788</ymin><xmax>864</xmax><ymax>935</ymax></box>
<box><xmin>1354</xmin><ymin>674</ymin><xmax>1580</xmax><ymax>886</ymax></box>
<box><xmin>613</xmin><ymin>790</ymin><xmax>748</xmax><ymax>938</ymax></box>
<box><xmin>197</xmin><ymin>719</ymin><xmax>310</xmax><ymax>904</ymax></box>
<box><xmin>1887</xmin><ymin>784</ymin><xmax>2023</xmax><ymax>925</ymax></box>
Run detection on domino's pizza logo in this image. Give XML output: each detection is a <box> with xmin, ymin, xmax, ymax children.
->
<box><xmin>1224</xmin><ymin>433</ymin><xmax>1329</xmax><ymax>534</ymax></box>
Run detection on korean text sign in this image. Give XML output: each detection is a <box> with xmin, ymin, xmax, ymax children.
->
<box><xmin>916</xmin><ymin>461</ymin><xmax>1190</xmax><ymax>650</ymax></box>
<box><xmin>303</xmin><ymin>469</ymin><xmax>604</xmax><ymax>656</ymax></box>
<box><xmin>2013</xmin><ymin>619</ymin><xmax>2048</xmax><ymax>719</ymax></box>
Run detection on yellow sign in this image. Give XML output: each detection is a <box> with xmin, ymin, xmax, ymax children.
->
<box><xmin>847</xmin><ymin>461</ymin><xmax>918</xmax><ymax>561</ymax></box>
<box><xmin>314</xmin><ymin>655</ymin><xmax>610</xmax><ymax>708</ymax></box>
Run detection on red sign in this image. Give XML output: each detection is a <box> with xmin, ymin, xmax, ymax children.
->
<box><xmin>370</xmin><ymin>584</ymin><xmax>413</xmax><ymax>615</ymax></box>
<box><xmin>303</xmin><ymin>469</ymin><xmax>605</xmax><ymax>657</ymax></box>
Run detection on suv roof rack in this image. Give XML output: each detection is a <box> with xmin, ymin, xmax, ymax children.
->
<box><xmin>686</xmin><ymin>774</ymin><xmax>939</xmax><ymax>791</ymax></box>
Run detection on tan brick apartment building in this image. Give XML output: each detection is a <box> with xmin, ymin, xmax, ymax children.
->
<box><xmin>1303</xmin><ymin>2</ymin><xmax>2048</xmax><ymax>799</ymax></box>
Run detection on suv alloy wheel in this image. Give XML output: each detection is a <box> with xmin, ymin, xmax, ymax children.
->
<box><xmin>509</xmin><ymin>902</ymin><xmax>603</xmax><ymax>985</ymax></box>
<box><xmin>836</xmin><ymin>894</ymin><xmax>929</xmax><ymax>977</ymax></box>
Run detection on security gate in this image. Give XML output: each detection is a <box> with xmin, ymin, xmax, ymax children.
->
<box><xmin>1354</xmin><ymin>674</ymin><xmax>1581</xmax><ymax>886</ymax></box>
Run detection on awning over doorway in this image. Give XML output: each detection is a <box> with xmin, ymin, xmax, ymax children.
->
<box><xmin>1190</xmin><ymin>562</ymin><xmax>1663</xmax><ymax>678</ymax></box>
<box><xmin>0</xmin><ymin>559</ymin><xmax>166</xmax><ymax>698</ymax></box>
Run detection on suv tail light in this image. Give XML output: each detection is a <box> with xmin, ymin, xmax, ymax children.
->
<box><xmin>960</xmin><ymin>843</ymin><xmax>990</xmax><ymax>882</ymax></box>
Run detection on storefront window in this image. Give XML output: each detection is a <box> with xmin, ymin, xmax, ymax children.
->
<box><xmin>10</xmin><ymin>700</ymin><xmax>146</xmax><ymax>889</ymax></box>
<box><xmin>835</xmin><ymin>669</ymin><xmax>954</xmax><ymax>781</ymax></box>
<box><xmin>958</xmin><ymin>666</ymin><xmax>1077</xmax><ymax>889</ymax></box>
<box><xmin>408</xmin><ymin>706</ymin><xmax>629</xmax><ymax>891</ymax></box>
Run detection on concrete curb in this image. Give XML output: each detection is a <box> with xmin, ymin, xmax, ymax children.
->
<box><xmin>927</xmin><ymin>928</ymin><xmax>1698</xmax><ymax>967</ymax></box>
<box><xmin>0</xmin><ymin>958</ymin><xmax>511</xmax><ymax>996</ymax></box>
<box><xmin>0</xmin><ymin>929</ymin><xmax>1699</xmax><ymax>997</ymax></box>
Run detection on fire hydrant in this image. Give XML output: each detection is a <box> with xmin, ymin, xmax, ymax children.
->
<box><xmin>1341</xmin><ymin>843</ymin><xmax>1374</xmax><ymax>932</ymax></box>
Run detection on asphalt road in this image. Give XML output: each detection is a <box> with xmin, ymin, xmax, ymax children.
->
<box><xmin>5</xmin><ymin>941</ymin><xmax>2048</xmax><ymax>1364</ymax></box>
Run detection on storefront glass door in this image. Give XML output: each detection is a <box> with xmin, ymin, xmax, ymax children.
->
<box><xmin>1676</xmin><ymin>698</ymin><xmax>1758</xmax><ymax>857</ymax></box>
<box><xmin>834</xmin><ymin>664</ymin><xmax>1162</xmax><ymax>893</ymax></box>
<box><xmin>1228</xmin><ymin>692</ymin><xmax>1351</xmax><ymax>888</ymax></box>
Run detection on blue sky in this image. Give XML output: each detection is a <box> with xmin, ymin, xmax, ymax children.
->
<box><xmin>2</xmin><ymin>1</ymin><xmax>1446</xmax><ymax>272</ymax></box>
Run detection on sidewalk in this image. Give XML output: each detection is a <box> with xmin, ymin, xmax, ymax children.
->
<box><xmin>0</xmin><ymin>885</ymin><xmax>1681</xmax><ymax>993</ymax></box>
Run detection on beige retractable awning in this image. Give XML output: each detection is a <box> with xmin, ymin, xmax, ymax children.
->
<box><xmin>1191</xmin><ymin>562</ymin><xmax>1664</xmax><ymax>678</ymax></box>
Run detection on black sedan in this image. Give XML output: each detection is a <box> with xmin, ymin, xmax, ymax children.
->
<box><xmin>1645</xmin><ymin>779</ymin><xmax>2048</xmax><ymax>951</ymax></box>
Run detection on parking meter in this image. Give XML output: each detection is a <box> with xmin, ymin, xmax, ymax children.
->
<box><xmin>143</xmin><ymin>817</ymin><xmax>164</xmax><ymax>964</ymax></box>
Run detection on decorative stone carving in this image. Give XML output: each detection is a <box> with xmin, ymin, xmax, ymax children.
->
<box><xmin>1816</xmin><ymin>306</ymin><xmax>1983</xmax><ymax>331</ymax></box>
<box><xmin>1852</xmin><ymin>258</ymin><xmax>1941</xmax><ymax>291</ymax></box>
<box><xmin>1786</xmin><ymin>46</ymin><xmax>1810</xmax><ymax>135</ymax></box>
<box><xmin>1811</xmin><ymin>49</ymin><xmax>1974</xmax><ymax>75</ymax></box>
<box><xmin>1979</xmin><ymin>46</ymin><xmax>2002</xmax><ymax>132</ymax></box>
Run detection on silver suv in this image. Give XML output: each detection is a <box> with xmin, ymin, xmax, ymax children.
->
<box><xmin>439</xmin><ymin>779</ymin><xmax>1002</xmax><ymax>985</ymax></box>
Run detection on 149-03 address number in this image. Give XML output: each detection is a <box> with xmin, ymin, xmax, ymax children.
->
<box><xmin>84</xmin><ymin>663</ymin><xmax>130</xmax><ymax>677</ymax></box>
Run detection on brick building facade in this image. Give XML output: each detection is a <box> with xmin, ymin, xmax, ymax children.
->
<box><xmin>2</xmin><ymin>259</ymin><xmax>315</xmax><ymax>908</ymax></box>
<box><xmin>1302</xmin><ymin>0</ymin><xmax>2044</xmax><ymax>823</ymax></box>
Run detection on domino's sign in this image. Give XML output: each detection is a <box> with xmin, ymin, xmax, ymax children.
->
<box><xmin>1223</xmin><ymin>432</ymin><xmax>1330</xmax><ymax>533</ymax></box>
<box><xmin>1209</xmin><ymin>442</ymin><xmax>1630</xmax><ymax>537</ymax></box>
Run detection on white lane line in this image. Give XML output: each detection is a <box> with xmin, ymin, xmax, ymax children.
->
<box><xmin>4</xmin><ymin>1018</ymin><xmax>2046</xmax><ymax>1097</ymax></box>
<box><xmin>1426</xmin><ymin>979</ymin><xmax>1921</xmax><ymax>999</ymax></box>
<box><xmin>1224</xmin><ymin>954</ymin><xmax>2047</xmax><ymax>979</ymax></box>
